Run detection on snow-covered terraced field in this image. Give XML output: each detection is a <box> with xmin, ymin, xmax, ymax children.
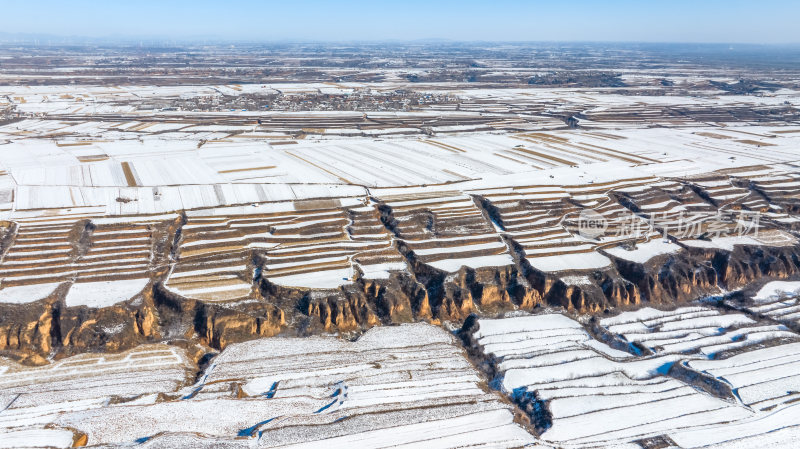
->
<box><xmin>0</xmin><ymin>212</ymin><xmax>175</xmax><ymax>306</ymax></box>
<box><xmin>750</xmin><ymin>170</ymin><xmax>800</xmax><ymax>207</ymax></box>
<box><xmin>467</xmin><ymin>175</ymin><xmax>668</xmax><ymax>271</ymax></box>
<box><xmin>167</xmin><ymin>197</ymin><xmax>406</xmax><ymax>295</ymax></box>
<box><xmin>612</xmin><ymin>178</ymin><xmax>727</xmax><ymax>238</ymax></box>
<box><xmin>601</xmin><ymin>305</ymin><xmax>798</xmax><ymax>357</ymax></box>
<box><xmin>259</xmin><ymin>201</ymin><xmax>402</xmax><ymax>288</ymax></box>
<box><xmin>74</xmin><ymin>215</ymin><xmax>177</xmax><ymax>283</ymax></box>
<box><xmin>687</xmin><ymin>172</ymin><xmax>754</xmax><ymax>210</ymax></box>
<box><xmin>373</xmin><ymin>189</ymin><xmax>515</xmax><ymax>273</ymax></box>
<box><xmin>598</xmin><ymin>305</ymin><xmax>800</xmax><ymax>444</ymax></box>
<box><xmin>727</xmin><ymin>280</ymin><xmax>800</xmax><ymax>331</ymax></box>
<box><xmin>469</xmin><ymin>308</ymin><xmax>800</xmax><ymax>448</ymax></box>
<box><xmin>15</xmin><ymin>323</ymin><xmax>535</xmax><ymax>448</ymax></box>
<box><xmin>472</xmin><ymin>313</ymin><xmax>754</xmax><ymax>447</ymax></box>
<box><xmin>0</xmin><ymin>213</ymin><xmax>89</xmax><ymax>287</ymax></box>
<box><xmin>0</xmin><ymin>345</ymin><xmax>194</xmax><ymax>447</ymax></box>
<box><xmin>689</xmin><ymin>342</ymin><xmax>800</xmax><ymax>411</ymax></box>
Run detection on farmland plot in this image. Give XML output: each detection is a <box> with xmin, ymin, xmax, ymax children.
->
<box><xmin>600</xmin><ymin>306</ymin><xmax>800</xmax><ymax>444</ymax></box>
<box><xmin>45</xmin><ymin>324</ymin><xmax>535</xmax><ymax>448</ymax></box>
<box><xmin>0</xmin><ymin>213</ymin><xmax>177</xmax><ymax>305</ymax></box>
<box><xmin>471</xmin><ymin>310</ymin><xmax>800</xmax><ymax>448</ymax></box>
<box><xmin>372</xmin><ymin>188</ymin><xmax>515</xmax><ymax>273</ymax></box>
<box><xmin>471</xmin><ymin>314</ymin><xmax>752</xmax><ymax>447</ymax></box>
<box><xmin>728</xmin><ymin>281</ymin><xmax>800</xmax><ymax>332</ymax></box>
<box><xmin>600</xmin><ymin>306</ymin><xmax>798</xmax><ymax>359</ymax></box>
<box><xmin>467</xmin><ymin>175</ymin><xmax>667</xmax><ymax>271</ymax></box>
<box><xmin>0</xmin><ymin>345</ymin><xmax>195</xmax><ymax>448</ymax></box>
<box><xmin>168</xmin><ymin>197</ymin><xmax>406</xmax><ymax>296</ymax></box>
<box><xmin>0</xmin><ymin>214</ymin><xmax>85</xmax><ymax>287</ymax></box>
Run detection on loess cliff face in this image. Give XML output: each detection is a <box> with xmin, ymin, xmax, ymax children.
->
<box><xmin>0</xmin><ymin>283</ymin><xmax>161</xmax><ymax>364</ymax></box>
<box><xmin>5</xmin><ymin>239</ymin><xmax>798</xmax><ymax>363</ymax></box>
<box><xmin>1</xmin><ymin>169</ymin><xmax>800</xmax><ymax>363</ymax></box>
<box><xmin>0</xmin><ymin>300</ymin><xmax>57</xmax><ymax>365</ymax></box>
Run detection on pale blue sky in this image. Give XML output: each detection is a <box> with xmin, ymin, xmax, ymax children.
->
<box><xmin>1</xmin><ymin>0</ymin><xmax>798</xmax><ymax>43</ymax></box>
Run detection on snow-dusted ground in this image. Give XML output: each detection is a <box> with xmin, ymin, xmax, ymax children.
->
<box><xmin>64</xmin><ymin>278</ymin><xmax>150</xmax><ymax>308</ymax></box>
<box><xmin>600</xmin><ymin>305</ymin><xmax>797</xmax><ymax>357</ymax></box>
<box><xmin>0</xmin><ymin>323</ymin><xmax>535</xmax><ymax>448</ymax></box>
<box><xmin>604</xmin><ymin>239</ymin><xmax>681</xmax><ymax>263</ymax></box>
<box><xmin>3</xmin><ymin>309</ymin><xmax>800</xmax><ymax>447</ymax></box>
<box><xmin>1</xmin><ymin>82</ymin><xmax>800</xmax><ymax>446</ymax></box>
<box><xmin>472</xmin><ymin>310</ymin><xmax>800</xmax><ymax>448</ymax></box>
<box><xmin>0</xmin><ymin>282</ymin><xmax>60</xmax><ymax>304</ymax></box>
<box><xmin>754</xmin><ymin>281</ymin><xmax>800</xmax><ymax>301</ymax></box>
<box><xmin>724</xmin><ymin>281</ymin><xmax>800</xmax><ymax>342</ymax></box>
<box><xmin>0</xmin><ymin>345</ymin><xmax>194</xmax><ymax>448</ymax></box>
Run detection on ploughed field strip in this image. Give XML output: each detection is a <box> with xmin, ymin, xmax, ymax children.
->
<box><xmin>2</xmin><ymin>324</ymin><xmax>535</xmax><ymax>448</ymax></box>
<box><xmin>166</xmin><ymin>197</ymin><xmax>406</xmax><ymax>297</ymax></box>
<box><xmin>467</xmin><ymin>309</ymin><xmax>800</xmax><ymax>448</ymax></box>
<box><xmin>373</xmin><ymin>189</ymin><xmax>515</xmax><ymax>272</ymax></box>
<box><xmin>0</xmin><ymin>211</ymin><xmax>177</xmax><ymax>305</ymax></box>
<box><xmin>512</xmin><ymin>132</ymin><xmax>657</xmax><ymax>166</ymax></box>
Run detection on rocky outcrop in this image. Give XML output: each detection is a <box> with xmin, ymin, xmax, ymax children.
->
<box><xmin>596</xmin><ymin>242</ymin><xmax>800</xmax><ymax>313</ymax></box>
<box><xmin>611</xmin><ymin>252</ymin><xmax>718</xmax><ymax>305</ymax></box>
<box><xmin>57</xmin><ymin>297</ymin><xmax>159</xmax><ymax>357</ymax></box>
<box><xmin>154</xmin><ymin>283</ymin><xmax>284</xmax><ymax>350</ymax></box>
<box><xmin>715</xmin><ymin>244</ymin><xmax>800</xmax><ymax>288</ymax></box>
<box><xmin>668</xmin><ymin>361</ymin><xmax>737</xmax><ymax>402</ymax></box>
<box><xmin>0</xmin><ymin>297</ymin><xmax>58</xmax><ymax>365</ymax></box>
<box><xmin>298</xmin><ymin>287</ymin><xmax>379</xmax><ymax>333</ymax></box>
<box><xmin>511</xmin><ymin>387</ymin><xmax>553</xmax><ymax>436</ymax></box>
<box><xmin>0</xmin><ymin>282</ymin><xmax>160</xmax><ymax>363</ymax></box>
<box><xmin>363</xmin><ymin>273</ymin><xmax>425</xmax><ymax>322</ymax></box>
<box><xmin>194</xmin><ymin>304</ymin><xmax>285</xmax><ymax>349</ymax></box>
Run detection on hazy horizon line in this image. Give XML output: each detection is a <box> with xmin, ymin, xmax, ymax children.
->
<box><xmin>1</xmin><ymin>32</ymin><xmax>799</xmax><ymax>48</ymax></box>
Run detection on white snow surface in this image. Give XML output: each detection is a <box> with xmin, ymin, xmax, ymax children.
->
<box><xmin>471</xmin><ymin>311</ymin><xmax>800</xmax><ymax>447</ymax></box>
<box><xmin>754</xmin><ymin>281</ymin><xmax>800</xmax><ymax>302</ymax></box>
<box><xmin>526</xmin><ymin>252</ymin><xmax>611</xmax><ymax>272</ymax></box>
<box><xmin>44</xmin><ymin>323</ymin><xmax>534</xmax><ymax>448</ymax></box>
<box><xmin>0</xmin><ymin>283</ymin><xmax>61</xmax><ymax>304</ymax></box>
<box><xmin>604</xmin><ymin>239</ymin><xmax>681</xmax><ymax>263</ymax></box>
<box><xmin>64</xmin><ymin>278</ymin><xmax>149</xmax><ymax>308</ymax></box>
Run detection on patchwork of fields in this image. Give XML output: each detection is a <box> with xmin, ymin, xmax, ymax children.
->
<box><xmin>1</xmin><ymin>50</ymin><xmax>800</xmax><ymax>448</ymax></box>
<box><xmin>468</xmin><ymin>302</ymin><xmax>800</xmax><ymax>448</ymax></box>
<box><xmin>1</xmin><ymin>325</ymin><xmax>537</xmax><ymax>448</ymax></box>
